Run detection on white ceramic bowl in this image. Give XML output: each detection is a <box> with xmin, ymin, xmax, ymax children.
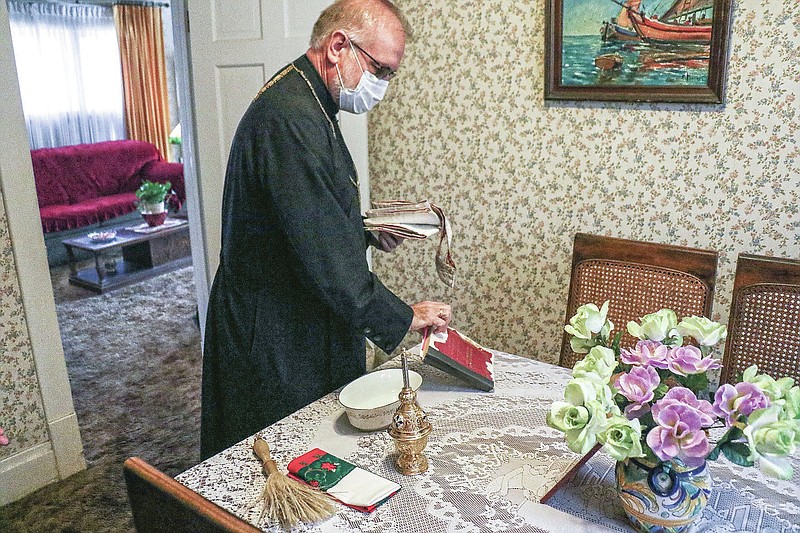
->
<box><xmin>338</xmin><ymin>369</ymin><xmax>423</xmax><ymax>431</ymax></box>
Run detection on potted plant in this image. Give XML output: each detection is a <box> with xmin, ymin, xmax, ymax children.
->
<box><xmin>135</xmin><ymin>180</ymin><xmax>172</xmax><ymax>226</ymax></box>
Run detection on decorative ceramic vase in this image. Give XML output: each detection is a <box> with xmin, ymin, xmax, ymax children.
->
<box><xmin>615</xmin><ymin>458</ymin><xmax>711</xmax><ymax>533</ymax></box>
<box><xmin>139</xmin><ymin>201</ymin><xmax>167</xmax><ymax>227</ymax></box>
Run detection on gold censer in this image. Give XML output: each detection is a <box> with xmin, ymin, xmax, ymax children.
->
<box><xmin>388</xmin><ymin>352</ymin><xmax>432</xmax><ymax>475</ymax></box>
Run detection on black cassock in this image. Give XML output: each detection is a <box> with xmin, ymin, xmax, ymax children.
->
<box><xmin>200</xmin><ymin>55</ymin><xmax>412</xmax><ymax>458</ymax></box>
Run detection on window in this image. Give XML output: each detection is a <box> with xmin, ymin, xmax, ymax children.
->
<box><xmin>8</xmin><ymin>1</ymin><xmax>126</xmax><ymax>148</ymax></box>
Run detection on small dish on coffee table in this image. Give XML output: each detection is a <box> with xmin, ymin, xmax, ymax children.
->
<box><xmin>87</xmin><ymin>230</ymin><xmax>117</xmax><ymax>243</ymax></box>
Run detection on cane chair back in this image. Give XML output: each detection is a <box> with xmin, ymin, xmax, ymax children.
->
<box><xmin>720</xmin><ymin>254</ymin><xmax>800</xmax><ymax>385</ymax></box>
<box><xmin>559</xmin><ymin>233</ymin><xmax>718</xmax><ymax>369</ymax></box>
<box><xmin>123</xmin><ymin>457</ymin><xmax>261</xmax><ymax>533</ymax></box>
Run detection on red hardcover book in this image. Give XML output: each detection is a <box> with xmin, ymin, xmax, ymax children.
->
<box><xmin>424</xmin><ymin>328</ymin><xmax>494</xmax><ymax>391</ymax></box>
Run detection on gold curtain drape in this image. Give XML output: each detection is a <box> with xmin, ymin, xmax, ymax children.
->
<box><xmin>114</xmin><ymin>5</ymin><xmax>171</xmax><ymax>160</ymax></box>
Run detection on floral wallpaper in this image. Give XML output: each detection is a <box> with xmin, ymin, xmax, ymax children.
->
<box><xmin>370</xmin><ymin>0</ymin><xmax>800</xmax><ymax>364</ymax></box>
<box><xmin>0</xmin><ymin>193</ymin><xmax>49</xmax><ymax>459</ymax></box>
<box><xmin>0</xmin><ymin>0</ymin><xmax>797</xmax><ymax>461</ymax></box>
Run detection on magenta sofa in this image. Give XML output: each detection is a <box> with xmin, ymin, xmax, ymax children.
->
<box><xmin>32</xmin><ymin>140</ymin><xmax>185</xmax><ymax>233</ymax></box>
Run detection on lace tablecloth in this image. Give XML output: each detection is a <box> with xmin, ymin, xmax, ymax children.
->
<box><xmin>176</xmin><ymin>350</ymin><xmax>800</xmax><ymax>532</ymax></box>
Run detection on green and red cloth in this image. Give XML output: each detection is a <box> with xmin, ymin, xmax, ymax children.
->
<box><xmin>287</xmin><ymin>449</ymin><xmax>401</xmax><ymax>512</ymax></box>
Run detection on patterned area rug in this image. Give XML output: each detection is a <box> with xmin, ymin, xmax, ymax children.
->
<box><xmin>0</xmin><ymin>266</ymin><xmax>201</xmax><ymax>533</ymax></box>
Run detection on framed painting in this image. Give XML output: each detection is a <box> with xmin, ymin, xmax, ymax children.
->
<box><xmin>544</xmin><ymin>0</ymin><xmax>733</xmax><ymax>103</ymax></box>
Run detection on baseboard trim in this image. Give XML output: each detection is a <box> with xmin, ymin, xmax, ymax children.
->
<box><xmin>0</xmin><ymin>443</ymin><xmax>59</xmax><ymax>506</ymax></box>
<box><xmin>49</xmin><ymin>413</ymin><xmax>86</xmax><ymax>478</ymax></box>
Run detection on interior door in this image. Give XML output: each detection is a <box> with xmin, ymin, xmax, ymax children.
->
<box><xmin>185</xmin><ymin>0</ymin><xmax>370</xmax><ymax>332</ymax></box>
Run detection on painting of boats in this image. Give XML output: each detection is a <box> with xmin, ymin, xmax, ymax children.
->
<box><xmin>544</xmin><ymin>0</ymin><xmax>732</xmax><ymax>102</ymax></box>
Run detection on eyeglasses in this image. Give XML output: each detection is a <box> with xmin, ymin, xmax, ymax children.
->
<box><xmin>350</xmin><ymin>40</ymin><xmax>397</xmax><ymax>81</ymax></box>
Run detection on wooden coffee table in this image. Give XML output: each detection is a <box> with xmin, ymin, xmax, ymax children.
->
<box><xmin>62</xmin><ymin>218</ymin><xmax>192</xmax><ymax>293</ymax></box>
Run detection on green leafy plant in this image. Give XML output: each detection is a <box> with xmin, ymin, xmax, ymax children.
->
<box><xmin>135</xmin><ymin>180</ymin><xmax>172</xmax><ymax>206</ymax></box>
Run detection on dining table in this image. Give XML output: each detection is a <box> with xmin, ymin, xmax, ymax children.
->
<box><xmin>176</xmin><ymin>346</ymin><xmax>800</xmax><ymax>532</ymax></box>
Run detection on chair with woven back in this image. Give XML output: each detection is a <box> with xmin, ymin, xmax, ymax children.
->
<box><xmin>559</xmin><ymin>233</ymin><xmax>718</xmax><ymax>369</ymax></box>
<box><xmin>123</xmin><ymin>457</ymin><xmax>261</xmax><ymax>533</ymax></box>
<box><xmin>719</xmin><ymin>253</ymin><xmax>800</xmax><ymax>385</ymax></box>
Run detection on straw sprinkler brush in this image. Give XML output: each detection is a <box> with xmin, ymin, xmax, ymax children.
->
<box><xmin>253</xmin><ymin>438</ymin><xmax>334</xmax><ymax>528</ymax></box>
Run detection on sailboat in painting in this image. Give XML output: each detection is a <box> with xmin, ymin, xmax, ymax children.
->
<box><xmin>601</xmin><ymin>0</ymin><xmax>640</xmax><ymax>41</ymax></box>
<box><xmin>602</xmin><ymin>0</ymin><xmax>713</xmax><ymax>43</ymax></box>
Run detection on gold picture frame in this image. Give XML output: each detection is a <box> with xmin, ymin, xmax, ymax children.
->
<box><xmin>544</xmin><ymin>0</ymin><xmax>734</xmax><ymax>103</ymax></box>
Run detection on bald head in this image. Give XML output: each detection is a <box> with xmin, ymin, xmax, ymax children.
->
<box><xmin>310</xmin><ymin>0</ymin><xmax>412</xmax><ymax>50</ymax></box>
<box><xmin>306</xmin><ymin>0</ymin><xmax>410</xmax><ymax>107</ymax></box>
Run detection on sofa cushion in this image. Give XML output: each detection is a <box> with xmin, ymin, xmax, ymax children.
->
<box><xmin>30</xmin><ymin>150</ymin><xmax>70</xmax><ymax>208</ymax></box>
<box><xmin>31</xmin><ymin>140</ymin><xmax>161</xmax><ymax>206</ymax></box>
<box><xmin>39</xmin><ymin>192</ymin><xmax>138</xmax><ymax>233</ymax></box>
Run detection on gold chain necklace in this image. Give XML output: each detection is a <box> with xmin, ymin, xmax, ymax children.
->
<box><xmin>261</xmin><ymin>62</ymin><xmax>358</xmax><ymax>189</ymax></box>
<box><xmin>294</xmin><ymin>64</ymin><xmax>337</xmax><ymax>139</ymax></box>
<box><xmin>296</xmin><ymin>64</ymin><xmax>360</xmax><ymax>189</ymax></box>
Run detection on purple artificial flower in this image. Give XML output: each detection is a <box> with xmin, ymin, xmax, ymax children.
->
<box><xmin>619</xmin><ymin>340</ymin><xmax>669</xmax><ymax>368</ymax></box>
<box><xmin>614</xmin><ymin>365</ymin><xmax>661</xmax><ymax>419</ymax></box>
<box><xmin>647</xmin><ymin>387</ymin><xmax>715</xmax><ymax>465</ymax></box>
<box><xmin>646</xmin><ymin>403</ymin><xmax>711</xmax><ymax>466</ymax></box>
<box><xmin>653</xmin><ymin>387</ymin><xmax>716</xmax><ymax>426</ymax></box>
<box><xmin>713</xmin><ymin>382</ymin><xmax>770</xmax><ymax>426</ymax></box>
<box><xmin>665</xmin><ymin>345</ymin><xmax>721</xmax><ymax>376</ymax></box>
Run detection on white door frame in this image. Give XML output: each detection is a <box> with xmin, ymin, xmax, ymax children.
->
<box><xmin>0</xmin><ymin>2</ymin><xmax>84</xmax><ymax>505</ymax></box>
<box><xmin>170</xmin><ymin>0</ymin><xmax>211</xmax><ymax>335</ymax></box>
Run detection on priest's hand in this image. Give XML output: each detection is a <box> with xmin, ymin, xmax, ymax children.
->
<box><xmin>410</xmin><ymin>301</ymin><xmax>452</xmax><ymax>334</ymax></box>
<box><xmin>375</xmin><ymin>231</ymin><xmax>404</xmax><ymax>252</ymax></box>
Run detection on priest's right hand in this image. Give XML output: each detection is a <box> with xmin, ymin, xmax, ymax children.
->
<box><xmin>410</xmin><ymin>301</ymin><xmax>451</xmax><ymax>334</ymax></box>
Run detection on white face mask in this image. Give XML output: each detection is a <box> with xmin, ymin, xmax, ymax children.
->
<box><xmin>336</xmin><ymin>42</ymin><xmax>389</xmax><ymax>114</ymax></box>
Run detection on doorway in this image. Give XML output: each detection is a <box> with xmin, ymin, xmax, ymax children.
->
<box><xmin>0</xmin><ymin>0</ymin><xmax>206</xmax><ymax>522</ymax></box>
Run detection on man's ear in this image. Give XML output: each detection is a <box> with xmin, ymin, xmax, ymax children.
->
<box><xmin>326</xmin><ymin>30</ymin><xmax>349</xmax><ymax>66</ymax></box>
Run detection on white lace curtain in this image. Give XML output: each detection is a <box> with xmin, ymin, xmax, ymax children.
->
<box><xmin>7</xmin><ymin>1</ymin><xmax>126</xmax><ymax>149</ymax></box>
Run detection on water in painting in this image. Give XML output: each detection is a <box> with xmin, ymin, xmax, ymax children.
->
<box><xmin>562</xmin><ymin>0</ymin><xmax>714</xmax><ymax>87</ymax></box>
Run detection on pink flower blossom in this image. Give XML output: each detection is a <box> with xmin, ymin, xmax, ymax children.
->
<box><xmin>646</xmin><ymin>387</ymin><xmax>715</xmax><ymax>465</ymax></box>
<box><xmin>654</xmin><ymin>387</ymin><xmax>716</xmax><ymax>426</ymax></box>
<box><xmin>0</xmin><ymin>428</ymin><xmax>8</xmax><ymax>446</ymax></box>
<box><xmin>713</xmin><ymin>382</ymin><xmax>770</xmax><ymax>426</ymax></box>
<box><xmin>614</xmin><ymin>365</ymin><xmax>660</xmax><ymax>419</ymax></box>
<box><xmin>646</xmin><ymin>404</ymin><xmax>711</xmax><ymax>466</ymax></box>
<box><xmin>619</xmin><ymin>340</ymin><xmax>669</xmax><ymax>368</ymax></box>
<box><xmin>665</xmin><ymin>345</ymin><xmax>721</xmax><ymax>376</ymax></box>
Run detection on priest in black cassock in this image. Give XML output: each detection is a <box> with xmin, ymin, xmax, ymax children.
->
<box><xmin>200</xmin><ymin>0</ymin><xmax>452</xmax><ymax>459</ymax></box>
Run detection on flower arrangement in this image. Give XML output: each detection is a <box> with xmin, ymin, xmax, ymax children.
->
<box><xmin>547</xmin><ymin>301</ymin><xmax>800</xmax><ymax>480</ymax></box>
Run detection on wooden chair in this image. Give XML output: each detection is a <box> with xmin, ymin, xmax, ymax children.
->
<box><xmin>123</xmin><ymin>457</ymin><xmax>261</xmax><ymax>533</ymax></box>
<box><xmin>559</xmin><ymin>233</ymin><xmax>718</xmax><ymax>368</ymax></box>
<box><xmin>719</xmin><ymin>254</ymin><xmax>800</xmax><ymax>385</ymax></box>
